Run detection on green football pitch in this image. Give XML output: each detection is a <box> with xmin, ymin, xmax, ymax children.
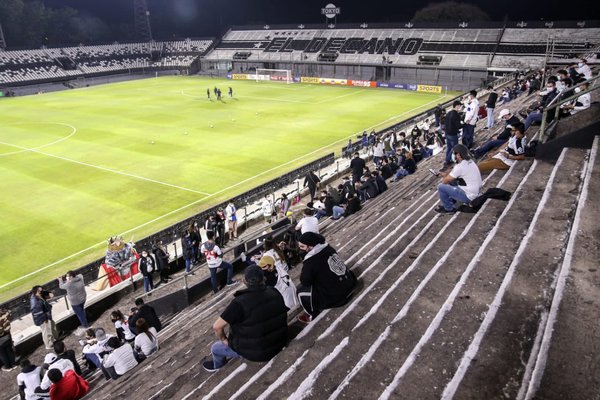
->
<box><xmin>0</xmin><ymin>76</ymin><xmax>455</xmax><ymax>300</ymax></box>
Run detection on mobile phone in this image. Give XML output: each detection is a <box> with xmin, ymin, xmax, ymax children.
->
<box><xmin>428</xmin><ymin>168</ymin><xmax>440</xmax><ymax>177</ymax></box>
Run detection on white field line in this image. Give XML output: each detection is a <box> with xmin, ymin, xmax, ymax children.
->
<box><xmin>0</xmin><ymin>139</ymin><xmax>212</xmax><ymax>196</ymax></box>
<box><xmin>202</xmin><ymin>363</ymin><xmax>247</xmax><ymax>400</ymax></box>
<box><xmin>256</xmin><ymin>349</ymin><xmax>310</xmax><ymax>400</ymax></box>
<box><xmin>288</xmin><ymin>337</ymin><xmax>350</xmax><ymax>400</ymax></box>
<box><xmin>229</xmin><ymin>359</ymin><xmax>275</xmax><ymax>400</ymax></box>
<box><xmin>379</xmin><ymin>161</ymin><xmax>539</xmax><ymax>400</ymax></box>
<box><xmin>0</xmin><ymin>94</ymin><xmax>447</xmax><ymax>289</ymax></box>
<box><xmin>441</xmin><ymin>150</ymin><xmax>568</xmax><ymax>399</ymax></box>
<box><xmin>522</xmin><ymin>137</ymin><xmax>597</xmax><ymax>400</ymax></box>
<box><xmin>0</xmin><ymin>123</ymin><xmax>77</xmax><ymax>157</ymax></box>
<box><xmin>316</xmin><ymin>89</ymin><xmax>367</xmax><ymax>104</ymax></box>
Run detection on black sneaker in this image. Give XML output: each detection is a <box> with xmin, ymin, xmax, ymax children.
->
<box><xmin>226</xmin><ymin>280</ymin><xmax>238</xmax><ymax>287</ymax></box>
<box><xmin>434</xmin><ymin>205</ymin><xmax>456</xmax><ymax>214</ymax></box>
<box><xmin>203</xmin><ymin>360</ymin><xmax>219</xmax><ymax>372</ymax></box>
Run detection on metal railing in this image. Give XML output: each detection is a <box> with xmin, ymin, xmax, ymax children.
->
<box><xmin>539</xmin><ymin>74</ymin><xmax>600</xmax><ymax>141</ymax></box>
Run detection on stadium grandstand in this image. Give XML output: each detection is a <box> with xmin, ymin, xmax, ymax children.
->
<box><xmin>0</xmin><ymin>5</ymin><xmax>599</xmax><ymax>400</ymax></box>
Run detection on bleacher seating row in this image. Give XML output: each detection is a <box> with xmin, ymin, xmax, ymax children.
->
<box><xmin>0</xmin><ymin>39</ymin><xmax>213</xmax><ymax>84</ymax></box>
<box><xmin>207</xmin><ymin>27</ymin><xmax>600</xmax><ymax>69</ymax></box>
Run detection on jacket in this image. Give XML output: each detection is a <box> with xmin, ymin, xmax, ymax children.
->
<box><xmin>486</xmin><ymin>92</ymin><xmax>498</xmax><ymax>108</ymax></box>
<box><xmin>300</xmin><ymin>244</ymin><xmax>357</xmax><ymax>309</ymax></box>
<box><xmin>59</xmin><ymin>274</ymin><xmax>87</xmax><ymax>306</ymax></box>
<box><xmin>228</xmin><ymin>286</ymin><xmax>288</xmax><ymax>362</ymax></box>
<box><xmin>139</xmin><ymin>255</ymin><xmax>156</xmax><ymax>277</ymax></box>
<box><xmin>49</xmin><ymin>370</ymin><xmax>89</xmax><ymax>400</ymax></box>
<box><xmin>129</xmin><ymin>304</ymin><xmax>162</xmax><ymax>335</ymax></box>
<box><xmin>30</xmin><ymin>294</ymin><xmax>52</xmax><ymax>326</ymax></box>
<box><xmin>445</xmin><ymin>110</ymin><xmax>462</xmax><ymax>136</ymax></box>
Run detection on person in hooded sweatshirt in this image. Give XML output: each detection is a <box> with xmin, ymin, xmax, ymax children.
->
<box><xmin>296</xmin><ymin>232</ymin><xmax>357</xmax><ymax>323</ymax></box>
<box><xmin>58</xmin><ymin>271</ymin><xmax>88</xmax><ymax>331</ymax></box>
<box><xmin>17</xmin><ymin>359</ymin><xmax>43</xmax><ymax>400</ymax></box>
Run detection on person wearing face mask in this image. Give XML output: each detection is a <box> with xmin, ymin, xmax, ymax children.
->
<box><xmin>560</xmin><ymin>81</ymin><xmax>591</xmax><ymax>117</ymax></box>
<box><xmin>462</xmin><ymin>90</ymin><xmax>479</xmax><ymax>149</ymax></box>
<box><xmin>435</xmin><ymin>144</ymin><xmax>482</xmax><ymax>214</ymax></box>
<box><xmin>524</xmin><ymin>80</ymin><xmax>558</xmax><ymax>131</ymax></box>
<box><xmin>570</xmin><ymin>59</ymin><xmax>592</xmax><ymax>80</ymax></box>
<box><xmin>477</xmin><ymin>123</ymin><xmax>527</xmax><ymax>173</ymax></box>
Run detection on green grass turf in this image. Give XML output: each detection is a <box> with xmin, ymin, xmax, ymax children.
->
<box><xmin>0</xmin><ymin>76</ymin><xmax>456</xmax><ymax>300</ymax></box>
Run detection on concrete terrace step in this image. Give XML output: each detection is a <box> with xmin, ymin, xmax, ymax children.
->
<box><xmin>533</xmin><ymin>137</ymin><xmax>600</xmax><ymax>400</ymax></box>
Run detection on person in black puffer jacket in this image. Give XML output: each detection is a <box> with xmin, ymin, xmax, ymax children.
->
<box><xmin>296</xmin><ymin>232</ymin><xmax>357</xmax><ymax>323</ymax></box>
<box><xmin>203</xmin><ymin>265</ymin><xmax>288</xmax><ymax>372</ymax></box>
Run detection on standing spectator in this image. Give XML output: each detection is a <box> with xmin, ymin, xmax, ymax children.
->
<box><xmin>30</xmin><ymin>286</ymin><xmax>58</xmax><ymax>350</ymax></box>
<box><xmin>257</xmin><ymin>256</ymin><xmax>298</xmax><ymax>310</ymax></box>
<box><xmin>0</xmin><ymin>308</ymin><xmax>16</xmax><ymax>371</ymax></box>
<box><xmin>444</xmin><ymin>100</ymin><xmax>463</xmax><ymax>168</ymax></box>
<box><xmin>16</xmin><ymin>359</ymin><xmax>42</xmax><ymax>400</ymax></box>
<box><xmin>101</xmin><ymin>337</ymin><xmax>138</xmax><ymax>380</ymax></box>
<box><xmin>215</xmin><ymin>208</ymin><xmax>227</xmax><ymax>247</ymax></box>
<box><xmin>435</xmin><ymin>144</ymin><xmax>482</xmax><ymax>214</ymax></box>
<box><xmin>152</xmin><ymin>240</ymin><xmax>171</xmax><ymax>283</ymax></box>
<box><xmin>225</xmin><ymin>201</ymin><xmax>238</xmax><ymax>240</ymax></box>
<box><xmin>485</xmin><ymin>86</ymin><xmax>498</xmax><ymax>129</ymax></box>
<box><xmin>295</xmin><ymin>208</ymin><xmax>319</xmax><ymax>235</ymax></box>
<box><xmin>181</xmin><ymin>230</ymin><xmax>194</xmax><ymax>274</ymax></box>
<box><xmin>110</xmin><ymin>310</ymin><xmax>135</xmax><ymax>343</ymax></box>
<box><xmin>133</xmin><ymin>318</ymin><xmax>158</xmax><ymax>359</ymax></box>
<box><xmin>189</xmin><ymin>222</ymin><xmax>201</xmax><ymax>264</ymax></box>
<box><xmin>53</xmin><ymin>340</ymin><xmax>82</xmax><ymax>376</ymax></box>
<box><xmin>59</xmin><ymin>271</ymin><xmax>88</xmax><ymax>333</ymax></box>
<box><xmin>296</xmin><ymin>233</ymin><xmax>357</xmax><ymax>323</ymax></box>
<box><xmin>47</xmin><ymin>368</ymin><xmax>88</xmax><ymax>400</ymax></box>
<box><xmin>278</xmin><ymin>193</ymin><xmax>291</xmax><ymax>218</ymax></box>
<box><xmin>128</xmin><ymin>298</ymin><xmax>162</xmax><ymax>335</ymax></box>
<box><xmin>202</xmin><ymin>265</ymin><xmax>288</xmax><ymax>372</ymax></box>
<box><xmin>373</xmin><ymin>139</ymin><xmax>385</xmax><ymax>166</ymax></box>
<box><xmin>434</xmin><ymin>104</ymin><xmax>443</xmax><ymax>127</ymax></box>
<box><xmin>350</xmin><ymin>152</ymin><xmax>367</xmax><ymax>184</ymax></box>
<box><xmin>261</xmin><ymin>195</ymin><xmax>274</xmax><ymax>224</ymax></box>
<box><xmin>138</xmin><ymin>250</ymin><xmax>156</xmax><ymax>294</ymax></box>
<box><xmin>360</xmin><ymin>131</ymin><xmax>368</xmax><ymax>149</ymax></box>
<box><xmin>303</xmin><ymin>170</ymin><xmax>321</xmax><ymax>202</ymax></box>
<box><xmin>204</xmin><ymin>214</ymin><xmax>217</xmax><ymax>239</ymax></box>
<box><xmin>462</xmin><ymin>90</ymin><xmax>479</xmax><ymax>149</ymax></box>
<box><xmin>201</xmin><ymin>231</ymin><xmax>237</xmax><ymax>294</ymax></box>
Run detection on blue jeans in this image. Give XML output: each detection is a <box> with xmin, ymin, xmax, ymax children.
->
<box><xmin>462</xmin><ymin>124</ymin><xmax>475</xmax><ymax>149</ymax></box>
<box><xmin>72</xmin><ymin>303</ymin><xmax>88</xmax><ymax>328</ymax></box>
<box><xmin>185</xmin><ymin>258</ymin><xmax>192</xmax><ymax>273</ymax></box>
<box><xmin>332</xmin><ymin>206</ymin><xmax>345</xmax><ymax>219</ymax></box>
<box><xmin>211</xmin><ymin>341</ymin><xmax>240</xmax><ymax>368</ymax></box>
<box><xmin>437</xmin><ymin>183</ymin><xmax>472</xmax><ymax>211</ymax></box>
<box><xmin>395</xmin><ymin>169</ymin><xmax>409</xmax><ymax>180</ymax></box>
<box><xmin>209</xmin><ymin>261</ymin><xmax>234</xmax><ymax>293</ymax></box>
<box><xmin>445</xmin><ymin>134</ymin><xmax>458</xmax><ymax>163</ymax></box>
<box><xmin>525</xmin><ymin>111</ymin><xmax>542</xmax><ymax>131</ymax></box>
<box><xmin>473</xmin><ymin>138</ymin><xmax>507</xmax><ymax>158</ymax></box>
<box><xmin>486</xmin><ymin>107</ymin><xmax>494</xmax><ymax>128</ymax></box>
<box><xmin>315</xmin><ymin>209</ymin><xmax>327</xmax><ymax>219</ymax></box>
<box><xmin>143</xmin><ymin>275</ymin><xmax>153</xmax><ymax>293</ymax></box>
<box><xmin>85</xmin><ymin>353</ymin><xmax>101</xmax><ymax>369</ymax></box>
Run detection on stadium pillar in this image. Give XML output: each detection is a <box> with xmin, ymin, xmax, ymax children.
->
<box><xmin>133</xmin><ymin>0</ymin><xmax>153</xmax><ymax>42</ymax></box>
<box><xmin>0</xmin><ymin>23</ymin><xmax>6</xmax><ymax>50</ymax></box>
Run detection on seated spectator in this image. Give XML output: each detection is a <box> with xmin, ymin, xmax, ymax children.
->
<box><xmin>262</xmin><ymin>237</ymin><xmax>289</xmax><ymax>272</ymax></box>
<box><xmin>327</xmin><ymin>184</ymin><xmax>342</xmax><ymax>205</ymax></box>
<box><xmin>81</xmin><ymin>328</ymin><xmax>111</xmax><ymax>370</ymax></box>
<box><xmin>379</xmin><ymin>158</ymin><xmax>393</xmax><ymax>180</ymax></box>
<box><xmin>53</xmin><ymin>340</ymin><xmax>82</xmax><ymax>376</ymax></box>
<box><xmin>339</xmin><ymin>177</ymin><xmax>355</xmax><ymax>202</ymax></box>
<box><xmin>372</xmin><ymin>171</ymin><xmax>387</xmax><ymax>194</ymax></box>
<box><xmin>569</xmin><ymin>58</ymin><xmax>592</xmax><ymax>80</ymax></box>
<box><xmin>560</xmin><ymin>81</ymin><xmax>591</xmax><ymax>117</ymax></box>
<box><xmin>322</xmin><ymin>191</ymin><xmax>336</xmax><ymax>217</ymax></box>
<box><xmin>101</xmin><ymin>337</ymin><xmax>138</xmax><ymax>380</ymax></box>
<box><xmin>344</xmin><ymin>193</ymin><xmax>362</xmax><ymax>217</ymax></box>
<box><xmin>296</xmin><ymin>233</ymin><xmax>358</xmax><ymax>323</ymax></box>
<box><xmin>37</xmin><ymin>352</ymin><xmax>74</xmax><ymax>394</ymax></box>
<box><xmin>201</xmin><ymin>231</ymin><xmax>237</xmax><ymax>294</ymax></box>
<box><xmin>295</xmin><ymin>208</ymin><xmax>319</xmax><ymax>234</ymax></box>
<box><xmin>478</xmin><ymin>123</ymin><xmax>527</xmax><ymax>173</ymax></box>
<box><xmin>357</xmin><ymin>173</ymin><xmax>379</xmax><ymax>202</ymax></box>
<box><xmin>110</xmin><ymin>310</ymin><xmax>135</xmax><ymax>343</ymax></box>
<box><xmin>134</xmin><ymin>318</ymin><xmax>158</xmax><ymax>359</ymax></box>
<box><xmin>312</xmin><ymin>195</ymin><xmax>327</xmax><ymax>219</ymax></box>
<box><xmin>391</xmin><ymin>151</ymin><xmax>417</xmax><ymax>182</ymax></box>
<box><xmin>203</xmin><ymin>265</ymin><xmax>288</xmax><ymax>372</ymax></box>
<box><xmin>524</xmin><ymin>80</ymin><xmax>559</xmax><ymax>131</ymax></box>
<box><xmin>435</xmin><ymin>144</ymin><xmax>482</xmax><ymax>214</ymax></box>
<box><xmin>128</xmin><ymin>298</ymin><xmax>162</xmax><ymax>335</ymax></box>
<box><xmin>257</xmin><ymin>255</ymin><xmax>298</xmax><ymax>310</ymax></box>
<box><xmin>17</xmin><ymin>359</ymin><xmax>42</xmax><ymax>400</ymax></box>
<box><xmin>47</xmin><ymin>368</ymin><xmax>88</xmax><ymax>400</ymax></box>
<box><xmin>473</xmin><ymin>109</ymin><xmax>521</xmax><ymax>158</ymax></box>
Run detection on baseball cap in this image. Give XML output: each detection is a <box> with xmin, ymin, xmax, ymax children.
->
<box><xmin>44</xmin><ymin>353</ymin><xmax>58</xmax><ymax>365</ymax></box>
<box><xmin>498</xmin><ymin>109</ymin><xmax>511</xmax><ymax>119</ymax></box>
<box><xmin>95</xmin><ymin>328</ymin><xmax>107</xmax><ymax>341</ymax></box>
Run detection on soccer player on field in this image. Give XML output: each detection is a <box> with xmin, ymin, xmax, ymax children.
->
<box><xmin>228</xmin><ymin>87</ymin><xmax>233</xmax><ymax>97</ymax></box>
<box><xmin>207</xmin><ymin>88</ymin><xmax>210</xmax><ymax>99</ymax></box>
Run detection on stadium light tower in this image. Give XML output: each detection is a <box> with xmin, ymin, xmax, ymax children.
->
<box><xmin>133</xmin><ymin>0</ymin><xmax>153</xmax><ymax>42</ymax></box>
<box><xmin>0</xmin><ymin>22</ymin><xmax>7</xmax><ymax>50</ymax></box>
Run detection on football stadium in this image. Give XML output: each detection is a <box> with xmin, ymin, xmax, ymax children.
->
<box><xmin>0</xmin><ymin>1</ymin><xmax>599</xmax><ymax>399</ymax></box>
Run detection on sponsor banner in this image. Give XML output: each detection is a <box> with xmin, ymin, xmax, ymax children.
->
<box><xmin>247</xmin><ymin>74</ymin><xmax>269</xmax><ymax>81</ymax></box>
<box><xmin>377</xmin><ymin>82</ymin><xmax>405</xmax><ymax>89</ymax></box>
<box><xmin>407</xmin><ymin>84</ymin><xmax>418</xmax><ymax>91</ymax></box>
<box><xmin>348</xmin><ymin>79</ymin><xmax>375</xmax><ymax>87</ymax></box>
<box><xmin>270</xmin><ymin>75</ymin><xmax>288</xmax><ymax>82</ymax></box>
<box><xmin>301</xmin><ymin>76</ymin><xmax>320</xmax><ymax>84</ymax></box>
<box><xmin>417</xmin><ymin>84</ymin><xmax>442</xmax><ymax>93</ymax></box>
<box><xmin>319</xmin><ymin>77</ymin><xmax>347</xmax><ymax>85</ymax></box>
<box><xmin>231</xmin><ymin>73</ymin><xmax>249</xmax><ymax>80</ymax></box>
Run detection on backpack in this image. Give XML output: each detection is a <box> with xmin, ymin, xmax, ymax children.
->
<box><xmin>525</xmin><ymin>140</ymin><xmax>539</xmax><ymax>157</ymax></box>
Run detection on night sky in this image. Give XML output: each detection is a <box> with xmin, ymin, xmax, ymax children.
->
<box><xmin>41</xmin><ymin>0</ymin><xmax>593</xmax><ymax>39</ymax></box>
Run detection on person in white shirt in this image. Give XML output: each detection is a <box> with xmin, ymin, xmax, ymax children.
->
<box><xmin>225</xmin><ymin>202</ymin><xmax>238</xmax><ymax>240</ymax></box>
<box><xmin>17</xmin><ymin>359</ymin><xmax>42</xmax><ymax>400</ymax></box>
<box><xmin>373</xmin><ymin>139</ymin><xmax>385</xmax><ymax>166</ymax></box>
<box><xmin>295</xmin><ymin>209</ymin><xmax>319</xmax><ymax>234</ymax></box>
<box><xmin>574</xmin><ymin>58</ymin><xmax>592</xmax><ymax>80</ymax></box>
<box><xmin>101</xmin><ymin>337</ymin><xmax>138</xmax><ymax>380</ymax></box>
<box><xmin>435</xmin><ymin>144</ymin><xmax>482</xmax><ymax>214</ymax></box>
<box><xmin>462</xmin><ymin>90</ymin><xmax>479</xmax><ymax>149</ymax></box>
<box><xmin>133</xmin><ymin>318</ymin><xmax>158</xmax><ymax>358</ymax></box>
<box><xmin>261</xmin><ymin>196</ymin><xmax>273</xmax><ymax>224</ymax></box>
<box><xmin>561</xmin><ymin>82</ymin><xmax>591</xmax><ymax>116</ymax></box>
<box><xmin>478</xmin><ymin>123</ymin><xmax>527</xmax><ymax>173</ymax></box>
<box><xmin>201</xmin><ymin>231</ymin><xmax>236</xmax><ymax>293</ymax></box>
<box><xmin>38</xmin><ymin>353</ymin><xmax>74</xmax><ymax>391</ymax></box>
<box><xmin>81</xmin><ymin>327</ymin><xmax>112</xmax><ymax>369</ymax></box>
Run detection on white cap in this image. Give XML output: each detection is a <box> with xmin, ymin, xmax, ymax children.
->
<box><xmin>44</xmin><ymin>353</ymin><xmax>57</xmax><ymax>364</ymax></box>
<box><xmin>498</xmin><ymin>109</ymin><xmax>511</xmax><ymax>119</ymax></box>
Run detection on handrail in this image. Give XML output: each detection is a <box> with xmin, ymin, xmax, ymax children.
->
<box><xmin>539</xmin><ymin>74</ymin><xmax>600</xmax><ymax>141</ymax></box>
